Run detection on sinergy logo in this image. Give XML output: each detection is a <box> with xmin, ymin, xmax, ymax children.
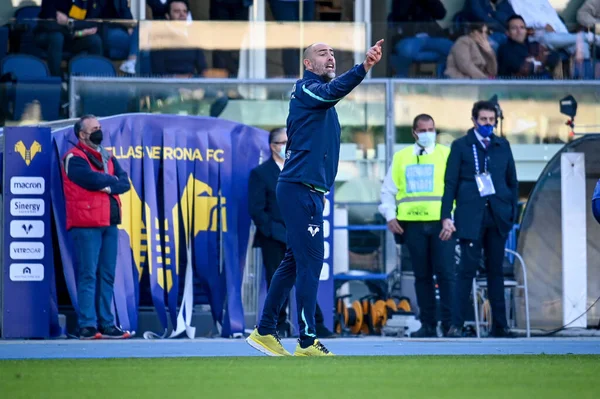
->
<box><xmin>10</xmin><ymin>199</ymin><xmax>45</xmax><ymax>217</ymax></box>
<box><xmin>10</xmin><ymin>177</ymin><xmax>45</xmax><ymax>195</ymax></box>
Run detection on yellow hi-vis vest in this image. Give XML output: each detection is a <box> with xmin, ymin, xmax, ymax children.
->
<box><xmin>391</xmin><ymin>144</ymin><xmax>450</xmax><ymax>221</ymax></box>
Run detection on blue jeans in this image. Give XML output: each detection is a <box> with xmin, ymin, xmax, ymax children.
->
<box><xmin>70</xmin><ymin>225</ymin><xmax>119</xmax><ymax>329</ymax></box>
<box><xmin>35</xmin><ymin>31</ymin><xmax>103</xmax><ymax>77</ymax></box>
<box><xmin>103</xmin><ymin>26</ymin><xmax>139</xmax><ymax>60</ymax></box>
<box><xmin>394</xmin><ymin>36</ymin><xmax>453</xmax><ymax>77</ymax></box>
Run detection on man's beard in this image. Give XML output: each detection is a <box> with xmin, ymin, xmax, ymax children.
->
<box><xmin>322</xmin><ymin>71</ymin><xmax>335</xmax><ymax>82</ymax></box>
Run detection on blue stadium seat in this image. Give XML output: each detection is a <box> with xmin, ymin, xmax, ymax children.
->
<box><xmin>573</xmin><ymin>59</ymin><xmax>595</xmax><ymax>80</ymax></box>
<box><xmin>13</xmin><ymin>6</ymin><xmax>44</xmax><ymax>57</ymax></box>
<box><xmin>102</xmin><ymin>26</ymin><xmax>131</xmax><ymax>60</ymax></box>
<box><xmin>68</xmin><ymin>55</ymin><xmax>130</xmax><ymax>116</ymax></box>
<box><xmin>2</xmin><ymin>53</ymin><xmax>48</xmax><ymax>78</ymax></box>
<box><xmin>0</xmin><ymin>54</ymin><xmax>61</xmax><ymax>121</ymax></box>
<box><xmin>69</xmin><ymin>55</ymin><xmax>117</xmax><ymax>76</ymax></box>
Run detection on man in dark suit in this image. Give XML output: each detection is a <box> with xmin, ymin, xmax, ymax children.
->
<box><xmin>439</xmin><ymin>100</ymin><xmax>518</xmax><ymax>338</ymax></box>
<box><xmin>248</xmin><ymin>127</ymin><xmax>333</xmax><ymax>338</ymax></box>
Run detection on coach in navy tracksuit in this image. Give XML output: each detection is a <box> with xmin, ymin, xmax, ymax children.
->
<box><xmin>247</xmin><ymin>39</ymin><xmax>384</xmax><ymax>357</ymax></box>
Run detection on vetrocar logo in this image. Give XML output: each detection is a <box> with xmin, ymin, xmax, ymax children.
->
<box><xmin>10</xmin><ymin>220</ymin><xmax>44</xmax><ymax>238</ymax></box>
<box><xmin>10</xmin><ymin>263</ymin><xmax>44</xmax><ymax>282</ymax></box>
<box><xmin>10</xmin><ymin>177</ymin><xmax>45</xmax><ymax>195</ymax></box>
<box><xmin>10</xmin><ymin>199</ymin><xmax>45</xmax><ymax>216</ymax></box>
<box><xmin>10</xmin><ymin>242</ymin><xmax>44</xmax><ymax>260</ymax></box>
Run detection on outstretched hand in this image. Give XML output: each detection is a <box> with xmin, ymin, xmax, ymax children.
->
<box><xmin>363</xmin><ymin>39</ymin><xmax>384</xmax><ymax>72</ymax></box>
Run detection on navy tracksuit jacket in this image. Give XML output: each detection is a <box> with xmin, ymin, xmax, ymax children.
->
<box><xmin>259</xmin><ymin>64</ymin><xmax>367</xmax><ymax>343</ymax></box>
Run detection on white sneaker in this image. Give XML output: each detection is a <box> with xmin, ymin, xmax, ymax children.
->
<box><xmin>120</xmin><ymin>59</ymin><xmax>136</xmax><ymax>75</ymax></box>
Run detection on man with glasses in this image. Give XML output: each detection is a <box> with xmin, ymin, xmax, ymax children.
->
<box><xmin>62</xmin><ymin>115</ymin><xmax>131</xmax><ymax>339</ymax></box>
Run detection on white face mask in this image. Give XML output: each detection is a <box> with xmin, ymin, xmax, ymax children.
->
<box><xmin>278</xmin><ymin>145</ymin><xmax>286</xmax><ymax>160</ymax></box>
<box><xmin>416</xmin><ymin>131</ymin><xmax>436</xmax><ymax>148</ymax></box>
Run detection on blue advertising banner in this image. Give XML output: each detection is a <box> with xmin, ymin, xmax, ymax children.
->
<box><xmin>2</xmin><ymin>127</ymin><xmax>54</xmax><ymax>338</ymax></box>
<box><xmin>1</xmin><ymin>115</ymin><xmax>338</xmax><ymax>339</ymax></box>
<box><xmin>50</xmin><ymin>114</ymin><xmax>270</xmax><ymax>338</ymax></box>
<box><xmin>318</xmin><ymin>189</ymin><xmax>335</xmax><ymax>331</ymax></box>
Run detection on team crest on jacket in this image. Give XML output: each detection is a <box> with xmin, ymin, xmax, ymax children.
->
<box><xmin>308</xmin><ymin>224</ymin><xmax>320</xmax><ymax>237</ymax></box>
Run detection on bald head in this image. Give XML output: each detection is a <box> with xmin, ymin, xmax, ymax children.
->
<box><xmin>303</xmin><ymin>42</ymin><xmax>336</xmax><ymax>81</ymax></box>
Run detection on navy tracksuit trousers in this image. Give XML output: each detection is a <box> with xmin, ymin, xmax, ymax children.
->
<box><xmin>258</xmin><ymin>181</ymin><xmax>324</xmax><ymax>345</ymax></box>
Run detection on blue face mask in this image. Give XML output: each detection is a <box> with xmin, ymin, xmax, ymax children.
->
<box><xmin>278</xmin><ymin>145</ymin><xmax>286</xmax><ymax>160</ymax></box>
<box><xmin>477</xmin><ymin>123</ymin><xmax>494</xmax><ymax>138</ymax></box>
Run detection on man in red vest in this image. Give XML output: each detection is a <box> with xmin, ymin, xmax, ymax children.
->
<box><xmin>62</xmin><ymin>115</ymin><xmax>131</xmax><ymax>339</ymax></box>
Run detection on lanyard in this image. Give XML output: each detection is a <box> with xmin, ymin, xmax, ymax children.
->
<box><xmin>472</xmin><ymin>144</ymin><xmax>487</xmax><ymax>174</ymax></box>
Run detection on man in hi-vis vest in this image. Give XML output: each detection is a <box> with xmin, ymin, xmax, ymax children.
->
<box><xmin>379</xmin><ymin>114</ymin><xmax>455</xmax><ymax>338</ymax></box>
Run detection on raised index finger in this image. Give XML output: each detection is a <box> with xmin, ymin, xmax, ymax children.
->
<box><xmin>375</xmin><ymin>39</ymin><xmax>384</xmax><ymax>48</ymax></box>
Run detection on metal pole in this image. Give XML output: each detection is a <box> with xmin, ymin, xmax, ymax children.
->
<box><xmin>68</xmin><ymin>75</ymin><xmax>77</xmax><ymax>119</ymax></box>
<box><xmin>299</xmin><ymin>0</ymin><xmax>304</xmax><ymax>78</ymax></box>
<box><xmin>384</xmin><ymin>79</ymin><xmax>397</xmax><ymax>272</ymax></box>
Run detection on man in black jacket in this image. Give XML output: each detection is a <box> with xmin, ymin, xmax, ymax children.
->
<box><xmin>497</xmin><ymin>15</ymin><xmax>560</xmax><ymax>78</ymax></box>
<box><xmin>439</xmin><ymin>100</ymin><xmax>518</xmax><ymax>338</ymax></box>
<box><xmin>248</xmin><ymin>127</ymin><xmax>333</xmax><ymax>339</ymax></box>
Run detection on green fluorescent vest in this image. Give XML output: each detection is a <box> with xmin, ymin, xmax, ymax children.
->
<box><xmin>391</xmin><ymin>144</ymin><xmax>450</xmax><ymax>221</ymax></box>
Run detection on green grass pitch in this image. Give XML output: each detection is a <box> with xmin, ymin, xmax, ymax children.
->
<box><xmin>1</xmin><ymin>355</ymin><xmax>598</xmax><ymax>399</ymax></box>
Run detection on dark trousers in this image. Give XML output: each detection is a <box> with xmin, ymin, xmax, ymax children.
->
<box><xmin>260</xmin><ymin>237</ymin><xmax>325</xmax><ymax>330</ymax></box>
<box><xmin>210</xmin><ymin>0</ymin><xmax>249</xmax><ymax>76</ymax></box>
<box><xmin>69</xmin><ymin>225</ymin><xmax>118</xmax><ymax>329</ymax></box>
<box><xmin>402</xmin><ymin>221</ymin><xmax>455</xmax><ymax>328</ymax></box>
<box><xmin>453</xmin><ymin>206</ymin><xmax>508</xmax><ymax>330</ymax></box>
<box><xmin>259</xmin><ymin>181</ymin><xmax>324</xmax><ymax>344</ymax></box>
<box><xmin>268</xmin><ymin>0</ymin><xmax>315</xmax><ymax>77</ymax></box>
<box><xmin>35</xmin><ymin>31</ymin><xmax>103</xmax><ymax>77</ymax></box>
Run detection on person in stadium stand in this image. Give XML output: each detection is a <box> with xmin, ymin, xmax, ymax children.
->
<box><xmin>497</xmin><ymin>15</ymin><xmax>560</xmax><ymax>78</ymax></box>
<box><xmin>246</xmin><ymin>39</ymin><xmax>383</xmax><ymax>356</ymax></box>
<box><xmin>150</xmin><ymin>0</ymin><xmax>207</xmax><ymax>77</ymax></box>
<box><xmin>444</xmin><ymin>23</ymin><xmax>498</xmax><ymax>79</ymax></box>
<box><xmin>35</xmin><ymin>0</ymin><xmax>103</xmax><ymax>77</ymax></box>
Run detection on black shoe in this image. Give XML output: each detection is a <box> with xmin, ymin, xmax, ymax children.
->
<box><xmin>99</xmin><ymin>325</ymin><xmax>131</xmax><ymax>339</ymax></box>
<box><xmin>316</xmin><ymin>324</ymin><xmax>336</xmax><ymax>339</ymax></box>
<box><xmin>79</xmin><ymin>327</ymin><xmax>101</xmax><ymax>340</ymax></box>
<box><xmin>489</xmin><ymin>327</ymin><xmax>516</xmax><ymax>338</ymax></box>
<box><xmin>412</xmin><ymin>325</ymin><xmax>437</xmax><ymax>338</ymax></box>
<box><xmin>446</xmin><ymin>326</ymin><xmax>463</xmax><ymax>338</ymax></box>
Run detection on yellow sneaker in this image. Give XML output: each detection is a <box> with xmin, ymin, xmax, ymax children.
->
<box><xmin>246</xmin><ymin>328</ymin><xmax>292</xmax><ymax>356</ymax></box>
<box><xmin>293</xmin><ymin>339</ymin><xmax>335</xmax><ymax>356</ymax></box>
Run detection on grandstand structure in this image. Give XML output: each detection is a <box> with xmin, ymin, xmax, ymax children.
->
<box><xmin>0</xmin><ymin>0</ymin><xmax>599</xmax><ymax>340</ymax></box>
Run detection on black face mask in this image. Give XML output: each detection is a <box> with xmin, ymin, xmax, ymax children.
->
<box><xmin>89</xmin><ymin>130</ymin><xmax>103</xmax><ymax>145</ymax></box>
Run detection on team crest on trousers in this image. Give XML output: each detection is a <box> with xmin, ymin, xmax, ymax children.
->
<box><xmin>307</xmin><ymin>224</ymin><xmax>320</xmax><ymax>237</ymax></box>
